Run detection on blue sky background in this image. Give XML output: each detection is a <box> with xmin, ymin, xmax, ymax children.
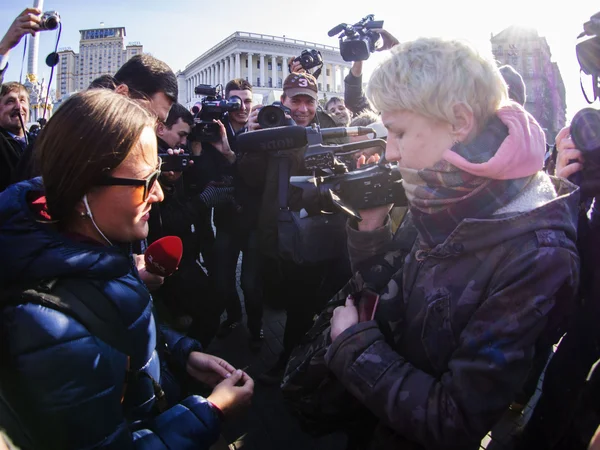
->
<box><xmin>1</xmin><ymin>0</ymin><xmax>597</xmax><ymax>121</ymax></box>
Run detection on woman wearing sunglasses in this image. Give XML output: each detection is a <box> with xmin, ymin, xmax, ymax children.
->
<box><xmin>0</xmin><ymin>89</ymin><xmax>253</xmax><ymax>449</ymax></box>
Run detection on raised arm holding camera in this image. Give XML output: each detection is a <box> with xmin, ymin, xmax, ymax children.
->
<box><xmin>318</xmin><ymin>37</ymin><xmax>579</xmax><ymax>449</ymax></box>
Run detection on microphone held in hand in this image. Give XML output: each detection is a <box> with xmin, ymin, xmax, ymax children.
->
<box><xmin>144</xmin><ymin>236</ymin><xmax>183</xmax><ymax>277</ymax></box>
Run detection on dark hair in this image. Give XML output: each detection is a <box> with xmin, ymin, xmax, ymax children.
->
<box><xmin>114</xmin><ymin>54</ymin><xmax>178</xmax><ymax>102</ymax></box>
<box><xmin>165</xmin><ymin>103</ymin><xmax>194</xmax><ymax>128</ymax></box>
<box><xmin>324</xmin><ymin>96</ymin><xmax>344</xmax><ymax>111</ymax></box>
<box><xmin>350</xmin><ymin>110</ymin><xmax>380</xmax><ymax>127</ymax></box>
<box><xmin>225</xmin><ymin>78</ymin><xmax>252</xmax><ymax>98</ymax></box>
<box><xmin>0</xmin><ymin>82</ymin><xmax>29</xmax><ymax>99</ymax></box>
<box><xmin>88</xmin><ymin>74</ymin><xmax>118</xmax><ymax>90</ymax></box>
<box><xmin>36</xmin><ymin>89</ymin><xmax>155</xmax><ymax>223</ymax></box>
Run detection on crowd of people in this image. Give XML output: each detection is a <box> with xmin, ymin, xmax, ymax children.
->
<box><xmin>0</xmin><ymin>6</ymin><xmax>599</xmax><ymax>450</ymax></box>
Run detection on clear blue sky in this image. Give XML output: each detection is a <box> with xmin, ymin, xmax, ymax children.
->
<box><xmin>2</xmin><ymin>0</ymin><xmax>598</xmax><ymax>121</ymax></box>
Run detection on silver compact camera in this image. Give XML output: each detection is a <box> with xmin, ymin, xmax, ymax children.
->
<box><xmin>40</xmin><ymin>11</ymin><xmax>60</xmax><ymax>30</ymax></box>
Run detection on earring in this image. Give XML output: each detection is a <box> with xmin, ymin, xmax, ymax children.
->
<box><xmin>79</xmin><ymin>211</ymin><xmax>90</xmax><ymax>218</ymax></box>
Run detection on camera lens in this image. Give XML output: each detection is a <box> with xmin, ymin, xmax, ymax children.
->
<box><xmin>258</xmin><ymin>105</ymin><xmax>285</xmax><ymax>128</ymax></box>
<box><xmin>45</xmin><ymin>16</ymin><xmax>59</xmax><ymax>30</ymax></box>
<box><xmin>571</xmin><ymin>107</ymin><xmax>600</xmax><ymax>153</ymax></box>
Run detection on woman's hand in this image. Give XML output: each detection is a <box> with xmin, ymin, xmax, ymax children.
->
<box><xmin>133</xmin><ymin>253</ymin><xmax>164</xmax><ymax>291</ymax></box>
<box><xmin>186</xmin><ymin>351</ymin><xmax>236</xmax><ymax>387</ymax></box>
<box><xmin>330</xmin><ymin>296</ymin><xmax>359</xmax><ymax>341</ymax></box>
<box><xmin>207</xmin><ymin>369</ymin><xmax>254</xmax><ymax>418</ymax></box>
<box><xmin>212</xmin><ymin>120</ymin><xmax>236</xmax><ymax>164</ymax></box>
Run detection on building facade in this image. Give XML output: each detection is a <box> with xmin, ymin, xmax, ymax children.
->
<box><xmin>55</xmin><ymin>27</ymin><xmax>143</xmax><ymax>100</ymax></box>
<box><xmin>491</xmin><ymin>26</ymin><xmax>566</xmax><ymax>142</ymax></box>
<box><xmin>178</xmin><ymin>32</ymin><xmax>352</xmax><ymax>107</ymax></box>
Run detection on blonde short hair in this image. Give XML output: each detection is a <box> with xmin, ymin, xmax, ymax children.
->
<box><xmin>367</xmin><ymin>37</ymin><xmax>508</xmax><ymax>132</ymax></box>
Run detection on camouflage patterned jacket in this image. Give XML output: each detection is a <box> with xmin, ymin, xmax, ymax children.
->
<box><xmin>324</xmin><ymin>175</ymin><xmax>580</xmax><ymax>450</ymax></box>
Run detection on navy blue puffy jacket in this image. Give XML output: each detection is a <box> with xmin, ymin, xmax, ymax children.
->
<box><xmin>0</xmin><ymin>178</ymin><xmax>221</xmax><ymax>449</ymax></box>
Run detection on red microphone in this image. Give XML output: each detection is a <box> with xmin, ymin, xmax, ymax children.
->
<box><xmin>144</xmin><ymin>236</ymin><xmax>183</xmax><ymax>277</ymax></box>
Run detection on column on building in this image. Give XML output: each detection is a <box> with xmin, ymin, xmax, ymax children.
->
<box><xmin>341</xmin><ymin>66</ymin><xmax>347</xmax><ymax>85</ymax></box>
<box><xmin>271</xmin><ymin>55</ymin><xmax>277</xmax><ymax>88</ymax></box>
<box><xmin>247</xmin><ymin>53</ymin><xmax>253</xmax><ymax>85</ymax></box>
<box><xmin>333</xmin><ymin>65</ymin><xmax>339</xmax><ymax>92</ymax></box>
<box><xmin>227</xmin><ymin>55</ymin><xmax>232</xmax><ymax>81</ymax></box>
<box><xmin>282</xmin><ymin>55</ymin><xmax>289</xmax><ymax>83</ymax></box>
<box><xmin>220</xmin><ymin>60</ymin><xmax>225</xmax><ymax>86</ymax></box>
<box><xmin>235</xmin><ymin>53</ymin><xmax>241</xmax><ymax>78</ymax></box>
<box><xmin>225</xmin><ymin>57</ymin><xmax>230</xmax><ymax>83</ymax></box>
<box><xmin>259</xmin><ymin>54</ymin><xmax>265</xmax><ymax>87</ymax></box>
<box><xmin>212</xmin><ymin>64</ymin><xmax>216</xmax><ymax>85</ymax></box>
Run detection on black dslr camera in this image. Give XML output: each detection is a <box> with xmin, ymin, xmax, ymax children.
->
<box><xmin>40</xmin><ymin>11</ymin><xmax>60</xmax><ymax>30</ymax></box>
<box><xmin>258</xmin><ymin>102</ymin><xmax>295</xmax><ymax>128</ymax></box>
<box><xmin>191</xmin><ymin>84</ymin><xmax>241</xmax><ymax>142</ymax></box>
<box><xmin>293</xmin><ymin>49</ymin><xmax>323</xmax><ymax>72</ymax></box>
<box><xmin>328</xmin><ymin>14</ymin><xmax>384</xmax><ymax>62</ymax></box>
<box><xmin>570</xmin><ymin>11</ymin><xmax>600</xmax><ymax>155</ymax></box>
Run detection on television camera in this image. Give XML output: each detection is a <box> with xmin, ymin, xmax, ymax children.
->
<box><xmin>328</xmin><ymin>14</ymin><xmax>384</xmax><ymax>62</ymax></box>
<box><xmin>191</xmin><ymin>84</ymin><xmax>241</xmax><ymax>142</ymax></box>
<box><xmin>237</xmin><ymin>124</ymin><xmax>406</xmax><ymax>220</ymax></box>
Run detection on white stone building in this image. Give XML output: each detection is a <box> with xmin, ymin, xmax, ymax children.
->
<box><xmin>55</xmin><ymin>27</ymin><xmax>143</xmax><ymax>100</ymax></box>
<box><xmin>178</xmin><ymin>32</ymin><xmax>352</xmax><ymax>107</ymax></box>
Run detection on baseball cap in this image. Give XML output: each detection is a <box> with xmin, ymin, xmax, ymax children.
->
<box><xmin>283</xmin><ymin>72</ymin><xmax>318</xmax><ymax>100</ymax></box>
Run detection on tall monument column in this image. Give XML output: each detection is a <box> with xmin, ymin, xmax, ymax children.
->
<box><xmin>28</xmin><ymin>0</ymin><xmax>44</xmax><ymax>79</ymax></box>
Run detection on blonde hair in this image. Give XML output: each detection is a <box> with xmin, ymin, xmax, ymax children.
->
<box><xmin>367</xmin><ymin>37</ymin><xmax>508</xmax><ymax>133</ymax></box>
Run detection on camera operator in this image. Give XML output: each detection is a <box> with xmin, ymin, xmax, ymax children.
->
<box><xmin>211</xmin><ymin>79</ymin><xmax>268</xmax><ymax>351</ymax></box>
<box><xmin>149</xmin><ymin>103</ymin><xmax>238</xmax><ymax>348</ymax></box>
<box><xmin>239</xmin><ymin>72</ymin><xmax>350</xmax><ymax>384</ymax></box>
<box><xmin>324</xmin><ymin>37</ymin><xmax>579</xmax><ymax>449</ymax></box>
<box><xmin>343</xmin><ymin>28</ymin><xmax>399</xmax><ymax>117</ymax></box>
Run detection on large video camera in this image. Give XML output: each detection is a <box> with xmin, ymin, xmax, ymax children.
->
<box><xmin>571</xmin><ymin>12</ymin><xmax>600</xmax><ymax>155</ymax></box>
<box><xmin>237</xmin><ymin>124</ymin><xmax>406</xmax><ymax>219</ymax></box>
<box><xmin>328</xmin><ymin>14</ymin><xmax>384</xmax><ymax>62</ymax></box>
<box><xmin>191</xmin><ymin>84</ymin><xmax>241</xmax><ymax>142</ymax></box>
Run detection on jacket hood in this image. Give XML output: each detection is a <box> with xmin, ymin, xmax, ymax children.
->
<box><xmin>425</xmin><ymin>176</ymin><xmax>580</xmax><ymax>257</ymax></box>
<box><xmin>0</xmin><ymin>178</ymin><xmax>131</xmax><ymax>286</ymax></box>
<box><xmin>442</xmin><ymin>103</ymin><xmax>546</xmax><ymax>180</ymax></box>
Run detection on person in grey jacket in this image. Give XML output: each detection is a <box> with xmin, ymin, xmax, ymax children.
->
<box><xmin>326</xmin><ymin>37</ymin><xmax>580</xmax><ymax>450</ymax></box>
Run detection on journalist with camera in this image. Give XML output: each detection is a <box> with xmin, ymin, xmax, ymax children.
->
<box><xmin>238</xmin><ymin>72</ymin><xmax>350</xmax><ymax>384</ymax></box>
<box><xmin>301</xmin><ymin>37</ymin><xmax>580</xmax><ymax>449</ymax></box>
<box><xmin>516</xmin><ymin>12</ymin><xmax>600</xmax><ymax>450</ymax></box>
<box><xmin>208</xmin><ymin>79</ymin><xmax>269</xmax><ymax>351</ymax></box>
<box><xmin>146</xmin><ymin>103</ymin><xmax>233</xmax><ymax>345</ymax></box>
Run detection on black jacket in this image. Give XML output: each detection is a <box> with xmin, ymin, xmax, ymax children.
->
<box><xmin>344</xmin><ymin>71</ymin><xmax>374</xmax><ymax>117</ymax></box>
<box><xmin>0</xmin><ymin>127</ymin><xmax>26</xmax><ymax>192</ymax></box>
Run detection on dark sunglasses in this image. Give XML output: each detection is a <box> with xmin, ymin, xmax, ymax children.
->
<box><xmin>96</xmin><ymin>158</ymin><xmax>162</xmax><ymax>201</ymax></box>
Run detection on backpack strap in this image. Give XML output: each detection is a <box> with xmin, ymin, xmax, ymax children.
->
<box><xmin>15</xmin><ymin>278</ymin><xmax>134</xmax><ymax>356</ymax></box>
